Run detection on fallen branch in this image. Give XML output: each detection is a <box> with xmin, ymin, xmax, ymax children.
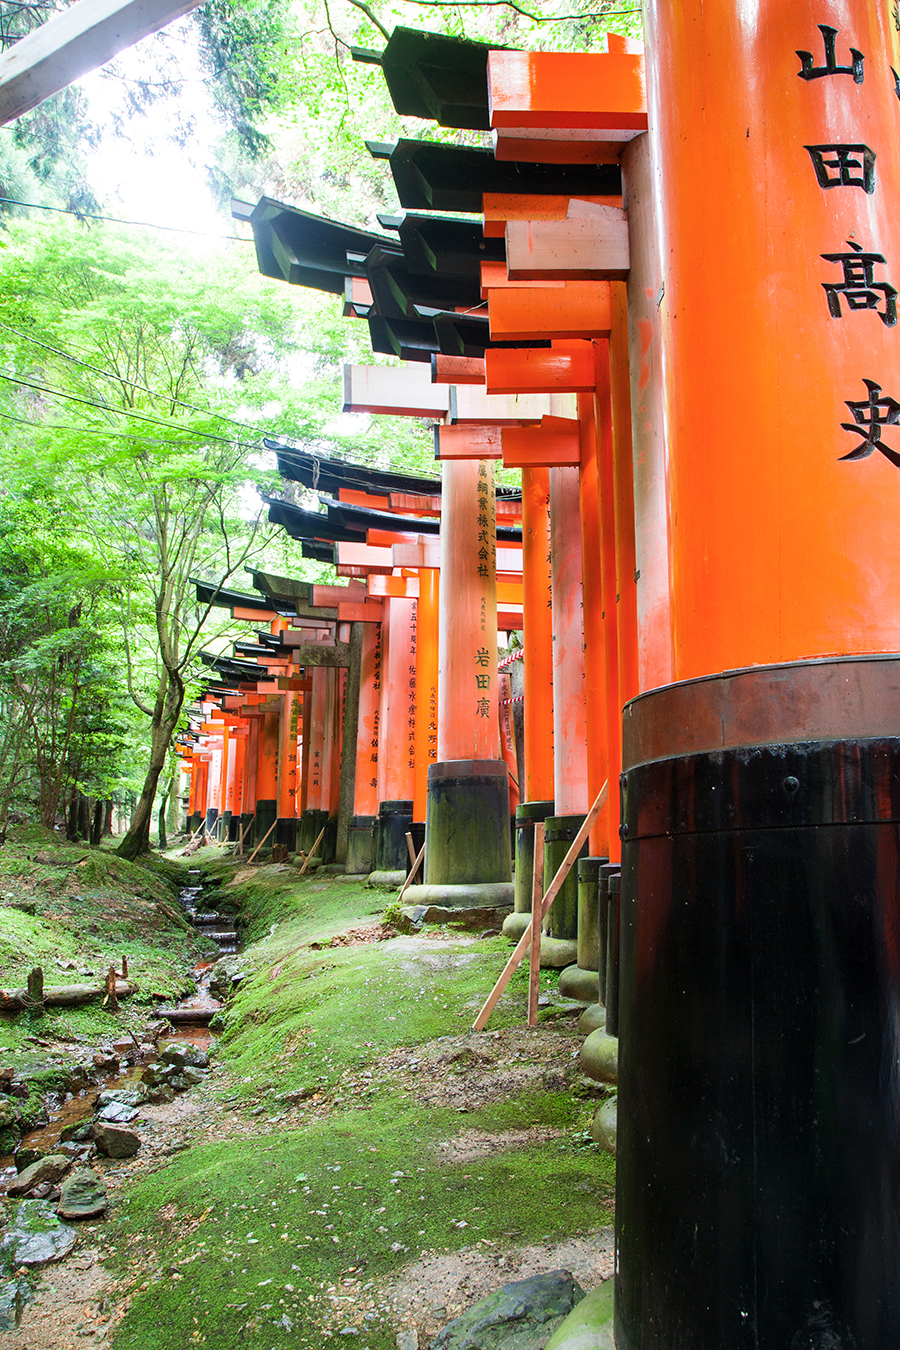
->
<box><xmin>0</xmin><ymin>981</ymin><xmax>134</xmax><ymax>1012</ymax></box>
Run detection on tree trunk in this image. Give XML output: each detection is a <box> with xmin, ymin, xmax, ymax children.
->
<box><xmin>90</xmin><ymin>799</ymin><xmax>103</xmax><ymax>847</ymax></box>
<box><xmin>158</xmin><ymin>788</ymin><xmax>168</xmax><ymax>851</ymax></box>
<box><xmin>77</xmin><ymin>793</ymin><xmax>90</xmax><ymax>839</ymax></box>
<box><xmin>66</xmin><ymin>793</ymin><xmax>78</xmax><ymax>842</ymax></box>
<box><xmin>102</xmin><ymin>799</ymin><xmax>114</xmax><ymax>837</ymax></box>
<box><xmin>116</xmin><ymin>674</ymin><xmax>184</xmax><ymax>860</ymax></box>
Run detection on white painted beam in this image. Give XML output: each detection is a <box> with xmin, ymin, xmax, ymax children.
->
<box><xmin>0</xmin><ymin>0</ymin><xmax>204</xmax><ymax>124</ymax></box>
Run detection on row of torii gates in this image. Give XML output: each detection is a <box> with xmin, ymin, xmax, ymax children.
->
<box><xmin>177</xmin><ymin>9</ymin><xmax>900</xmax><ymax>1349</ymax></box>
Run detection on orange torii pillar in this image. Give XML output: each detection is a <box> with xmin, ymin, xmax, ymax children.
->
<box><xmin>616</xmin><ymin>6</ymin><xmax>900</xmax><ymax>1349</ymax></box>
<box><xmin>319</xmin><ymin>666</ymin><xmax>341</xmax><ymax>862</ymax></box>
<box><xmin>220</xmin><ymin>725</ymin><xmax>236</xmax><ymax>841</ymax></box>
<box><xmin>300</xmin><ymin>666</ymin><xmax>327</xmax><ymax>856</ymax></box>
<box><xmin>254</xmin><ymin>700</ymin><xmax>280</xmax><ymax>850</ymax></box>
<box><xmin>408</xmin><ymin>459</ymin><xmax>513</xmax><ymax>905</ymax></box>
<box><xmin>187</xmin><ymin>749</ymin><xmax>202</xmax><ymax>833</ymax></box>
<box><xmin>514</xmin><ymin>466</ymin><xmax>556</xmax><ymax>914</ymax></box>
<box><xmin>239</xmin><ymin>700</ymin><xmax>260</xmax><ymax>843</ymax></box>
<box><xmin>412</xmin><ymin>567</ymin><xmax>439</xmax><ymax>861</ymax></box>
<box><xmin>544</xmin><ymin>465</ymin><xmax>589</xmax><ymax>941</ymax></box>
<box><xmin>346</xmin><ymin>621</ymin><xmax>382</xmax><ymax>874</ymax></box>
<box><xmin>206</xmin><ymin>734</ymin><xmax>223</xmax><ymax>836</ymax></box>
<box><xmin>374</xmin><ymin>595</ymin><xmax>417</xmax><ymax>875</ymax></box>
<box><xmin>275</xmin><ymin>688</ymin><xmax>300</xmax><ymax>851</ymax></box>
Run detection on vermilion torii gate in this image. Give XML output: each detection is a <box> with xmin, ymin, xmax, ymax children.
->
<box><xmin>180</xmin><ymin>10</ymin><xmax>900</xmax><ymax>1345</ymax></box>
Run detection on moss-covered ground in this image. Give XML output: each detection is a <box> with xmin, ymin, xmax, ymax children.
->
<box><xmin>98</xmin><ymin>860</ymin><xmax>615</xmax><ymax>1350</ymax></box>
<box><xmin>0</xmin><ymin>824</ymin><xmax>207</xmax><ymax>1053</ymax></box>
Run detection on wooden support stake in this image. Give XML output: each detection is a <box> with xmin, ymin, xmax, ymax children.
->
<box><xmin>246</xmin><ymin>819</ymin><xmax>277</xmax><ymax>865</ymax></box>
<box><xmin>527</xmin><ymin>821</ymin><xmax>545</xmax><ymax>1028</ymax></box>
<box><xmin>296</xmin><ymin>825</ymin><xmax>327</xmax><ymax>877</ymax></box>
<box><xmin>405</xmin><ymin>830</ymin><xmax>423</xmax><ymax>884</ymax></box>
<box><xmin>237</xmin><ymin>818</ymin><xmax>251</xmax><ymax>856</ymax></box>
<box><xmin>27</xmin><ymin>966</ymin><xmax>43</xmax><ymax>1014</ymax></box>
<box><xmin>120</xmin><ymin>955</ymin><xmax>128</xmax><ymax>980</ymax></box>
<box><xmin>397</xmin><ymin>842</ymin><xmax>426</xmax><ymax>905</ymax></box>
<box><xmin>471</xmin><ymin>781</ymin><xmax>608</xmax><ymax>1032</ymax></box>
<box><xmin>103</xmin><ymin>965</ymin><xmax>119</xmax><ymax>1011</ymax></box>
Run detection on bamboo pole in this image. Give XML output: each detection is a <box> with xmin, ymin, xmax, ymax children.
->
<box><xmin>296</xmin><ymin>825</ymin><xmax>327</xmax><ymax>876</ymax></box>
<box><xmin>397</xmin><ymin>842</ymin><xmax>426</xmax><ymax>904</ymax></box>
<box><xmin>472</xmin><ymin>781</ymin><xmax>608</xmax><ymax>1032</ymax></box>
<box><xmin>527</xmin><ymin>821</ymin><xmax>545</xmax><ymax>1028</ymax></box>
<box><xmin>246</xmin><ymin>819</ymin><xmax>277</xmax><ymax>865</ymax></box>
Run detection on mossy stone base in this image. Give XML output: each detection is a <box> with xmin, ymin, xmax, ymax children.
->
<box><xmin>425</xmin><ymin>761</ymin><xmax>511</xmax><ymax>886</ymax></box>
<box><xmin>591</xmin><ymin>1096</ymin><xmax>617</xmax><ymax>1155</ymax></box>
<box><xmin>401</xmin><ymin>883</ymin><xmax>514</xmax><ymax>910</ymax></box>
<box><xmin>544</xmin><ymin>1281</ymin><xmax>615</xmax><ymax>1350</ymax></box>
<box><xmin>580</xmin><ymin>1029</ymin><xmax>618</xmax><ymax>1084</ymax></box>
<box><xmin>540</xmin><ymin>937</ymin><xmax>578</xmax><ymax>969</ymax></box>
<box><xmin>366</xmin><ymin>870</ymin><xmax>406</xmax><ymax>889</ymax></box>
<box><xmin>578</xmin><ymin>1004</ymin><xmax>607</xmax><ymax>1035</ymax></box>
<box><xmin>558</xmin><ymin>966</ymin><xmax>600</xmax><ymax>1004</ymax></box>
<box><xmin>577</xmin><ymin>857</ymin><xmax>606</xmax><ymax>971</ymax></box>
<box><xmin>503</xmin><ymin>911</ymin><xmax>531</xmax><ymax>941</ymax></box>
<box><xmin>401</xmin><ymin>902</ymin><xmax>511</xmax><ymax>930</ymax></box>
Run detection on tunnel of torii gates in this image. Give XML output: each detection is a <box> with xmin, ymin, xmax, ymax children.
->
<box><xmin>174</xmin><ymin>8</ymin><xmax>900</xmax><ymax>1348</ymax></box>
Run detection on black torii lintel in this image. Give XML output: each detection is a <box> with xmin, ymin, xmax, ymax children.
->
<box><xmin>351</xmin><ymin>27</ymin><xmax>507</xmax><ymax>130</ymax></box>
<box><xmin>235</xmin><ymin>197</ymin><xmax>393</xmax><ymax>295</ymax></box>
<box><xmin>367</xmin><ymin>139</ymin><xmax>622</xmax><ymax>214</ymax></box>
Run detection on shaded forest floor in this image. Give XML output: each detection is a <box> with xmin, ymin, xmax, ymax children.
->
<box><xmin>0</xmin><ymin>836</ymin><xmax>615</xmax><ymax>1350</ymax></box>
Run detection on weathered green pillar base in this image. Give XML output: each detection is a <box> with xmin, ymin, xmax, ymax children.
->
<box><xmin>254</xmin><ymin>798</ymin><xmax>277</xmax><ymax>849</ymax></box>
<box><xmin>188</xmin><ymin>812</ymin><xmax>203</xmax><ymax>835</ymax></box>
<box><xmin>401</xmin><ymin>882</ymin><xmax>514</xmax><ymax>909</ymax></box>
<box><xmin>239</xmin><ymin>812</ymin><xmax>254</xmax><ymax>848</ymax></box>
<box><xmin>425</xmin><ymin>760</ymin><xmax>512</xmax><ymax>886</ymax></box>
<box><xmin>376</xmin><ymin>799</ymin><xmax>414</xmax><ymax>872</ymax></box>
<box><xmin>218</xmin><ymin>810</ymin><xmax>231</xmax><ymax>842</ymax></box>
<box><xmin>559</xmin><ymin>964</ymin><xmax>600</xmax><ymax>1003</ymax></box>
<box><xmin>577</xmin><ymin>856</ymin><xmax>606</xmax><ymax>970</ymax></box>
<box><xmin>544</xmin><ymin>814</ymin><xmax>586</xmax><ymax>940</ymax></box>
<box><xmin>502</xmin><ymin>911</ymin><xmax>531</xmax><ymax>941</ymax></box>
<box><xmin>580</xmin><ymin>1028</ymin><xmax>618</xmax><ymax>1084</ymax></box>
<box><xmin>366</xmin><ymin>870</ymin><xmax>407</xmax><ymax>889</ymax></box>
<box><xmin>346</xmin><ymin>815</ymin><xmax>377</xmax><ymax>874</ymax></box>
<box><xmin>579</xmin><ymin>1003</ymin><xmax>606</xmax><ymax>1035</ymax></box>
<box><xmin>514</xmin><ymin>800</ymin><xmax>555</xmax><ymax>913</ymax></box>
<box><xmin>205</xmin><ymin>807</ymin><xmax>219</xmax><ymax>834</ymax></box>
<box><xmin>322</xmin><ymin>815</ymin><xmax>338</xmax><ymax>864</ymax></box>
<box><xmin>300</xmin><ymin>808</ymin><xmax>328</xmax><ymax>855</ymax></box>
<box><xmin>545</xmin><ymin>1281</ymin><xmax>615</xmax><ymax>1350</ymax></box>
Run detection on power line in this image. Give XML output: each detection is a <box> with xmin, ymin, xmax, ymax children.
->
<box><xmin>0</xmin><ymin>320</ymin><xmax>276</xmax><ymax>435</ymax></box>
<box><xmin>0</xmin><ymin>195</ymin><xmax>253</xmax><ymax>242</ymax></box>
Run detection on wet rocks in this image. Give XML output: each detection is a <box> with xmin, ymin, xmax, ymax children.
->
<box><xmin>92</xmin><ymin>1124</ymin><xmax>141</xmax><ymax>1159</ymax></box>
<box><xmin>96</xmin><ymin>1100</ymin><xmax>139</xmax><ymax>1124</ymax></box>
<box><xmin>7</xmin><ymin>1154</ymin><xmax>71</xmax><ymax>1197</ymax></box>
<box><xmin>0</xmin><ymin>1276</ymin><xmax>27</xmax><ymax>1331</ymax></box>
<box><xmin>0</xmin><ymin>1098</ymin><xmax>19</xmax><ymax>1130</ymax></box>
<box><xmin>429</xmin><ymin>1271</ymin><xmax>585</xmax><ymax>1350</ymax></box>
<box><xmin>57</xmin><ymin>1168</ymin><xmax>107</xmax><ymax>1220</ymax></box>
<box><xmin>0</xmin><ymin>1200</ymin><xmax>78</xmax><ymax>1270</ymax></box>
<box><xmin>207</xmin><ymin>957</ymin><xmax>245</xmax><ymax>1000</ymax></box>
<box><xmin>159</xmin><ymin>1042</ymin><xmax>209</xmax><ymax>1070</ymax></box>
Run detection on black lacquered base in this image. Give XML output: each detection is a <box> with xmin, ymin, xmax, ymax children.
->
<box><xmin>616</xmin><ymin>656</ymin><xmax>900</xmax><ymax>1350</ymax></box>
<box><xmin>376</xmin><ymin>799</ymin><xmax>414</xmax><ymax>872</ymax></box>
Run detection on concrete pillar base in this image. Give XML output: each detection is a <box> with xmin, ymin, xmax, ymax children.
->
<box><xmin>376</xmin><ymin>800</ymin><xmax>414</xmax><ymax>872</ymax></box>
<box><xmin>544</xmin><ymin>814</ymin><xmax>587</xmax><ymax>940</ymax></box>
<box><xmin>577</xmin><ymin>856</ymin><xmax>607</xmax><ymax>970</ymax></box>
<box><xmin>514</xmin><ymin>800</ymin><xmax>555</xmax><ymax>913</ymax></box>
<box><xmin>254</xmin><ymin>798</ymin><xmax>277</xmax><ymax>849</ymax></box>
<box><xmin>346</xmin><ymin>815</ymin><xmax>377</xmax><ymax>874</ymax></box>
<box><xmin>425</xmin><ymin>761</ymin><xmax>511</xmax><ymax>886</ymax></box>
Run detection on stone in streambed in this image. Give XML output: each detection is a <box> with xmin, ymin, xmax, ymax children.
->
<box><xmin>0</xmin><ymin>1277</ymin><xmax>27</xmax><ymax>1332</ymax></box>
<box><xmin>159</xmin><ymin>1042</ymin><xmax>209</xmax><ymax>1069</ymax></box>
<box><xmin>92</xmin><ymin>1124</ymin><xmax>140</xmax><ymax>1159</ymax></box>
<box><xmin>544</xmin><ymin>1281</ymin><xmax>615</xmax><ymax>1350</ymax></box>
<box><xmin>6</xmin><ymin>1155</ymin><xmax>70</xmax><ymax>1197</ymax></box>
<box><xmin>578</xmin><ymin>1004</ymin><xmax>606</xmax><ymax>1035</ymax></box>
<box><xmin>428</xmin><ymin>1270</ymin><xmax>585</xmax><ymax>1350</ymax></box>
<box><xmin>580</xmin><ymin>1029</ymin><xmax>618</xmax><ymax>1084</ymax></box>
<box><xmin>57</xmin><ymin>1168</ymin><xmax>107</xmax><ymax>1220</ymax></box>
<box><xmin>96</xmin><ymin>1101</ymin><xmax>138</xmax><ymax>1124</ymax></box>
<box><xmin>0</xmin><ymin>1200</ymin><xmax>78</xmax><ymax>1270</ymax></box>
<box><xmin>0</xmin><ymin>1098</ymin><xmax>19</xmax><ymax>1130</ymax></box>
<box><xmin>558</xmin><ymin>966</ymin><xmax>600</xmax><ymax>1004</ymax></box>
<box><xmin>145</xmin><ymin>1084</ymin><xmax>175</xmax><ymax>1104</ymax></box>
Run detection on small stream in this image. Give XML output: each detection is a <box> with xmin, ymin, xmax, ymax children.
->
<box><xmin>0</xmin><ymin>870</ymin><xmax>244</xmax><ymax>1181</ymax></box>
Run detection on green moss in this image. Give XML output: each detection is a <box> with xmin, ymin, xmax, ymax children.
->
<box><xmin>109</xmin><ymin>1093</ymin><xmax>614</xmax><ymax>1350</ymax></box>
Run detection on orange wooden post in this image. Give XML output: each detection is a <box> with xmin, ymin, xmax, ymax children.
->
<box><xmin>375</xmin><ymin>595</ymin><xmax>417</xmax><ymax>872</ymax></box>
<box><xmin>347</xmin><ymin>621</ymin><xmax>381</xmax><ymax>874</ymax></box>
<box><xmin>220</xmin><ymin>725</ymin><xmax>235</xmax><ymax>841</ymax></box>
<box><xmin>423</xmin><ymin>458</ymin><xmax>512</xmax><ymax>894</ymax></box>
<box><xmin>609</xmin><ymin>283</ymin><xmax>640</xmax><ymax>716</ymax></box>
<box><xmin>231</xmin><ymin>731</ymin><xmax>246</xmax><ymax>845</ymax></box>
<box><xmin>255</xmin><ymin>702</ymin><xmax>280</xmax><ymax>850</ymax></box>
<box><xmin>545</xmin><ymin>464</ymin><xmax>589</xmax><ymax>940</ymax></box>
<box><xmin>187</xmin><ymin>750</ymin><xmax>201</xmax><ymax>832</ymax></box>
<box><xmin>595</xmin><ymin>339</ymin><xmax>621</xmax><ymax>865</ymax></box>
<box><xmin>521</xmin><ymin>466</ymin><xmax>555</xmax><ymax>802</ymax></box>
<box><xmin>497</xmin><ymin>670</ymin><xmax>520</xmax><ymax>813</ymax></box>
<box><xmin>578</xmin><ymin>384</ymin><xmax>610</xmax><ymax>860</ymax></box>
<box><xmin>276</xmin><ymin>690</ymin><xmax>300</xmax><ymax>850</ymax></box>
<box><xmin>413</xmin><ymin>567</ymin><xmax>439</xmax><ymax>825</ymax></box>
<box><xmin>299</xmin><ymin>666</ymin><xmax>326</xmax><ymax>855</ymax></box>
<box><xmin>207</xmin><ymin>736</ymin><xmax>223</xmax><ymax>836</ymax></box>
